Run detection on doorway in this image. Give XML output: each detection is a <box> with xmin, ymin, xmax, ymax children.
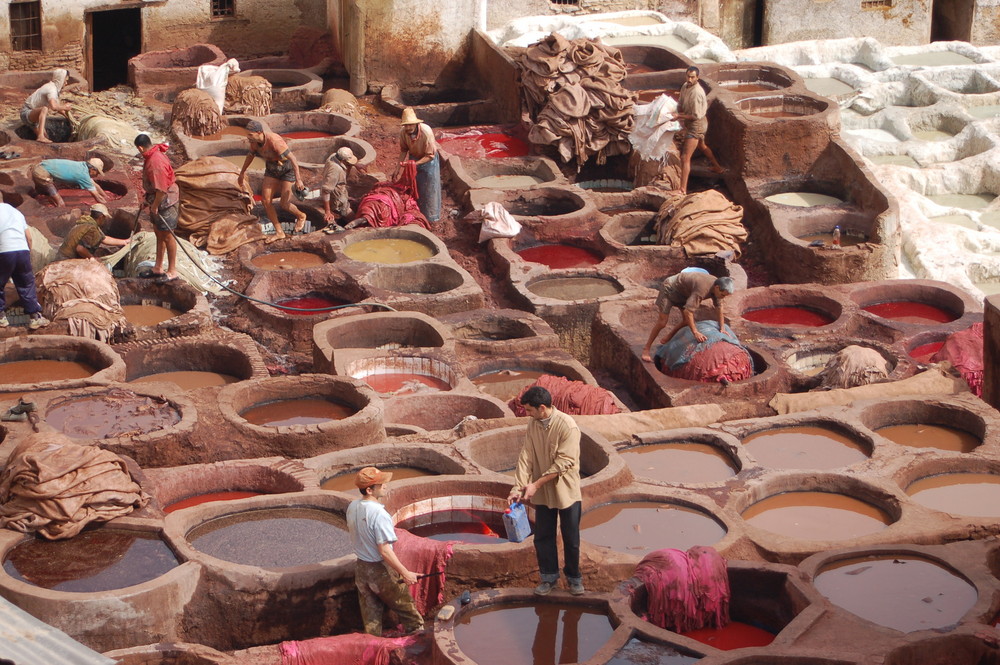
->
<box><xmin>931</xmin><ymin>0</ymin><xmax>973</xmax><ymax>42</ymax></box>
<box><xmin>89</xmin><ymin>8</ymin><xmax>141</xmax><ymax>91</ymax></box>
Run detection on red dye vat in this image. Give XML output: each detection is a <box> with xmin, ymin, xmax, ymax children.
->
<box><xmin>437</xmin><ymin>131</ymin><xmax>529</xmax><ymax>159</ymax></box>
<box><xmin>164</xmin><ymin>491</ymin><xmax>262</xmax><ymax>513</ymax></box>
<box><xmin>742</xmin><ymin>306</ymin><xmax>834</xmax><ymax>326</ymax></box>
<box><xmin>279</xmin><ymin>130</ymin><xmax>336</xmax><ymax>140</ymax></box>
<box><xmin>364</xmin><ymin>373</ymin><xmax>451</xmax><ymax>395</ymax></box>
<box><xmin>909</xmin><ymin>341</ymin><xmax>945</xmax><ymax>362</ymax></box>
<box><xmin>863</xmin><ymin>302</ymin><xmax>956</xmax><ymax>324</ymax></box>
<box><xmin>41</xmin><ymin>187</ymin><xmax>124</xmax><ymax>207</ymax></box>
<box><xmin>274</xmin><ymin>296</ymin><xmax>348</xmax><ymax>315</ymax></box>
<box><xmin>516</xmin><ymin>244</ymin><xmax>602</xmax><ymax>269</ymax></box>
<box><xmin>680</xmin><ymin>621</ymin><xmax>776</xmax><ymax>650</ymax></box>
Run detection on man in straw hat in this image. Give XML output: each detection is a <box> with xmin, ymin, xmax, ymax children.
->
<box><xmin>56</xmin><ymin>203</ymin><xmax>130</xmax><ymax>261</ymax></box>
<box><xmin>30</xmin><ymin>157</ymin><xmax>109</xmax><ymax>208</ymax></box>
<box><xmin>397</xmin><ymin>107</ymin><xmax>441</xmax><ymax>222</ymax></box>
<box><xmin>21</xmin><ymin>68</ymin><xmax>72</xmax><ymax>143</ymax></box>
<box><xmin>320</xmin><ymin>145</ymin><xmax>366</xmax><ymax>229</ymax></box>
<box><xmin>346</xmin><ymin>466</ymin><xmax>424</xmax><ymax>636</ymax></box>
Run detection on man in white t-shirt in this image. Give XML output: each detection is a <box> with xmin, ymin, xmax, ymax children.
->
<box><xmin>21</xmin><ymin>69</ymin><xmax>73</xmax><ymax>144</ymax></box>
<box><xmin>0</xmin><ymin>197</ymin><xmax>49</xmax><ymax>329</ymax></box>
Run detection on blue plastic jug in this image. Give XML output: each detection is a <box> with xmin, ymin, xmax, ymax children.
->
<box><xmin>503</xmin><ymin>502</ymin><xmax>531</xmax><ymax>543</ymax></box>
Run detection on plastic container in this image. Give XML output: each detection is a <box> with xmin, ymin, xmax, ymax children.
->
<box><xmin>503</xmin><ymin>502</ymin><xmax>531</xmax><ymax>543</ymax></box>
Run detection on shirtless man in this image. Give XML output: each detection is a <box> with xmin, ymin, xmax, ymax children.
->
<box><xmin>672</xmin><ymin>67</ymin><xmax>723</xmax><ymax>194</ymax></box>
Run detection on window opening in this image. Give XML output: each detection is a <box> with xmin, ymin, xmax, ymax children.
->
<box><xmin>211</xmin><ymin>0</ymin><xmax>235</xmax><ymax>18</ymax></box>
<box><xmin>10</xmin><ymin>0</ymin><xmax>42</xmax><ymax>51</ymax></box>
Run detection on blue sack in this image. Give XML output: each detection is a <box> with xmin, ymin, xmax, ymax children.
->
<box><xmin>503</xmin><ymin>502</ymin><xmax>532</xmax><ymax>543</ymax></box>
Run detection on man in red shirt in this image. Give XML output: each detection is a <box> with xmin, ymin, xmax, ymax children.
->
<box><xmin>134</xmin><ymin>133</ymin><xmax>179</xmax><ymax>282</ymax></box>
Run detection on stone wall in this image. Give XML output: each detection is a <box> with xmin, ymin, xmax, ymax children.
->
<box><xmin>971</xmin><ymin>3</ymin><xmax>1000</xmax><ymax>45</ymax></box>
<box><xmin>762</xmin><ymin>0</ymin><xmax>931</xmax><ymax>45</ymax></box>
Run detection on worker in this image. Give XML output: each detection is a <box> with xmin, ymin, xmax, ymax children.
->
<box><xmin>0</xmin><ymin>195</ymin><xmax>49</xmax><ymax>330</ymax></box>
<box><xmin>642</xmin><ymin>268</ymin><xmax>735</xmax><ymax>362</ymax></box>
<box><xmin>21</xmin><ymin>68</ymin><xmax>72</xmax><ymax>144</ymax></box>
<box><xmin>671</xmin><ymin>66</ymin><xmax>723</xmax><ymax>194</ymax></box>
<box><xmin>397</xmin><ymin>107</ymin><xmax>441</xmax><ymax>223</ymax></box>
<box><xmin>508</xmin><ymin>386</ymin><xmax>585</xmax><ymax>596</ymax></box>
<box><xmin>134</xmin><ymin>133</ymin><xmax>179</xmax><ymax>283</ymax></box>
<box><xmin>56</xmin><ymin>203</ymin><xmax>129</xmax><ymax>260</ymax></box>
<box><xmin>31</xmin><ymin>158</ymin><xmax>108</xmax><ymax>208</ymax></box>
<box><xmin>321</xmin><ymin>146</ymin><xmax>365</xmax><ymax>229</ymax></box>
<box><xmin>346</xmin><ymin>467</ymin><xmax>424</xmax><ymax>636</ymax></box>
<box><xmin>239</xmin><ymin>119</ymin><xmax>306</xmax><ymax>241</ymax></box>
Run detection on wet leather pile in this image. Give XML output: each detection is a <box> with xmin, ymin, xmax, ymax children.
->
<box><xmin>175</xmin><ymin>157</ymin><xmax>264</xmax><ymax>254</ymax></box>
<box><xmin>171</xmin><ymin>88</ymin><xmax>223</xmax><ymax>137</ymax></box>
<box><xmin>655</xmin><ymin>189</ymin><xmax>747</xmax><ymax>257</ymax></box>
<box><xmin>226</xmin><ymin>75</ymin><xmax>272</xmax><ymax>116</ymax></box>
<box><xmin>36</xmin><ymin>257</ymin><xmax>126</xmax><ymax>341</ymax></box>
<box><xmin>508</xmin><ymin>374</ymin><xmax>620</xmax><ymax>416</ymax></box>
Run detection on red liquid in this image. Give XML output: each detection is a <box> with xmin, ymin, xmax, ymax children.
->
<box><xmin>680</xmin><ymin>621</ymin><xmax>775</xmax><ymax>650</ymax></box>
<box><xmin>274</xmin><ymin>296</ymin><xmax>348</xmax><ymax>315</ymax></box>
<box><xmin>742</xmin><ymin>306</ymin><xmax>833</xmax><ymax>326</ymax></box>
<box><xmin>437</xmin><ymin>132</ymin><xmax>529</xmax><ymax>159</ymax></box>
<box><xmin>910</xmin><ymin>341</ymin><xmax>945</xmax><ymax>362</ymax></box>
<box><xmin>279</xmin><ymin>130</ymin><xmax>336</xmax><ymax>139</ymax></box>
<box><xmin>41</xmin><ymin>187</ymin><xmax>124</xmax><ymax>207</ymax></box>
<box><xmin>363</xmin><ymin>373</ymin><xmax>451</xmax><ymax>395</ymax></box>
<box><xmin>517</xmin><ymin>245</ymin><xmax>602</xmax><ymax>269</ymax></box>
<box><xmin>164</xmin><ymin>491</ymin><xmax>262</xmax><ymax>513</ymax></box>
<box><xmin>863</xmin><ymin>302</ymin><xmax>956</xmax><ymax>324</ymax></box>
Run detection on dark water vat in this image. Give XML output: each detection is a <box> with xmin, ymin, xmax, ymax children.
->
<box><xmin>46</xmin><ymin>391</ymin><xmax>180</xmax><ymax>439</ymax></box>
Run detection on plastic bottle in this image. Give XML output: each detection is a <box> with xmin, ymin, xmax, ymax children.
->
<box><xmin>831</xmin><ymin>226</ymin><xmax>842</xmax><ymax>247</ymax></box>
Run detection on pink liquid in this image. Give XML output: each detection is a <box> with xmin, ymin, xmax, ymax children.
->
<box><xmin>680</xmin><ymin>621</ymin><xmax>775</xmax><ymax>650</ymax></box>
<box><xmin>516</xmin><ymin>244</ymin><xmax>602</xmax><ymax>269</ymax></box>
<box><xmin>863</xmin><ymin>302</ymin><xmax>956</xmax><ymax>324</ymax></box>
<box><xmin>274</xmin><ymin>296</ymin><xmax>348</xmax><ymax>315</ymax></box>
<box><xmin>437</xmin><ymin>132</ymin><xmax>529</xmax><ymax>159</ymax></box>
<box><xmin>363</xmin><ymin>373</ymin><xmax>451</xmax><ymax>395</ymax></box>
<box><xmin>279</xmin><ymin>130</ymin><xmax>336</xmax><ymax>139</ymax></box>
<box><xmin>909</xmin><ymin>341</ymin><xmax>945</xmax><ymax>362</ymax></box>
<box><xmin>164</xmin><ymin>491</ymin><xmax>262</xmax><ymax>513</ymax></box>
<box><xmin>742</xmin><ymin>306</ymin><xmax>834</xmax><ymax>326</ymax></box>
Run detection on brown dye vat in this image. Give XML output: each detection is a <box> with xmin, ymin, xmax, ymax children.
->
<box><xmin>3</xmin><ymin>530</ymin><xmax>178</xmax><ymax>592</ymax></box>
<box><xmin>363</xmin><ymin>373</ymin><xmax>451</xmax><ymax>395</ymax></box>
<box><xmin>194</xmin><ymin>125</ymin><xmax>251</xmax><ymax>141</ymax></box>
<box><xmin>321</xmin><ymin>466</ymin><xmax>434</xmax><ymax>492</ymax></box>
<box><xmin>620</xmin><ymin>443</ymin><xmax>737</xmax><ymax>483</ymax></box>
<box><xmin>742</xmin><ymin>492</ymin><xmax>890</xmax><ymax>540</ymax></box>
<box><xmin>455</xmin><ymin>602</ymin><xmax>615</xmax><ymax>665</ymax></box>
<box><xmin>876</xmin><ymin>424</ymin><xmax>979</xmax><ymax>453</ymax></box>
<box><xmin>581</xmin><ymin>502</ymin><xmax>726</xmax><ymax>554</ymax></box>
<box><xmin>186</xmin><ymin>507</ymin><xmax>352</xmax><ymax>567</ymax></box>
<box><xmin>164</xmin><ymin>491</ymin><xmax>263</xmax><ymax>513</ymax></box>
<box><xmin>528</xmin><ymin>277</ymin><xmax>622</xmax><ymax>301</ymax></box>
<box><xmin>752</xmin><ymin>110</ymin><xmax>801</xmax><ymax>118</ymax></box>
<box><xmin>472</xmin><ymin>369</ymin><xmax>547</xmax><ymax>401</ymax></box>
<box><xmin>608</xmin><ymin>638</ymin><xmax>699</xmax><ymax>664</ymax></box>
<box><xmin>0</xmin><ymin>359</ymin><xmax>96</xmax><ymax>383</ymax></box>
<box><xmin>122</xmin><ymin>304</ymin><xmax>181</xmax><ymax>326</ymax></box>
<box><xmin>741</xmin><ymin>426</ymin><xmax>869</xmax><ymax>470</ymax></box>
<box><xmin>251</xmin><ymin>251</ymin><xmax>326</xmax><ymax>271</ymax></box>
<box><xmin>130</xmin><ymin>370</ymin><xmax>240</xmax><ymax>390</ymax></box>
<box><xmin>724</xmin><ymin>83</ymin><xmax>774</xmax><ymax>93</ymax></box>
<box><xmin>476</xmin><ymin>174</ymin><xmax>545</xmax><ymax>188</ymax></box>
<box><xmin>814</xmin><ymin>556</ymin><xmax>978</xmax><ymax>633</ymax></box>
<box><xmin>343</xmin><ymin>238</ymin><xmax>435</xmax><ymax>264</ymax></box>
<box><xmin>240</xmin><ymin>397</ymin><xmax>354</xmax><ymax>427</ymax></box>
<box><xmin>221</xmin><ymin>154</ymin><xmax>266</xmax><ymax>171</ymax></box>
<box><xmin>766</xmin><ymin>192</ymin><xmax>844</xmax><ymax>207</ymax></box>
<box><xmin>906</xmin><ymin>473</ymin><xmax>1000</xmax><ymax>516</ymax></box>
<box><xmin>799</xmin><ymin>231</ymin><xmax>866</xmax><ymax>247</ymax></box>
<box><xmin>46</xmin><ymin>390</ymin><xmax>180</xmax><ymax>439</ymax></box>
<box><xmin>397</xmin><ymin>508</ymin><xmax>507</xmax><ymax>544</ymax></box>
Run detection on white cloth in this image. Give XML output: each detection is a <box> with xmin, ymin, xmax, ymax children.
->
<box><xmin>629</xmin><ymin>94</ymin><xmax>680</xmax><ymax>162</ymax></box>
<box><xmin>23</xmin><ymin>81</ymin><xmax>59</xmax><ymax>111</ymax></box>
<box><xmin>0</xmin><ymin>204</ymin><xmax>29</xmax><ymax>253</ymax></box>
<box><xmin>467</xmin><ymin>201</ymin><xmax>522</xmax><ymax>242</ymax></box>
<box><xmin>196</xmin><ymin>58</ymin><xmax>241</xmax><ymax>113</ymax></box>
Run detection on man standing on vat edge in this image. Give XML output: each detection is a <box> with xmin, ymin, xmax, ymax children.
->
<box><xmin>346</xmin><ymin>467</ymin><xmax>425</xmax><ymax>636</ymax></box>
<box><xmin>508</xmin><ymin>386</ymin><xmax>585</xmax><ymax>596</ymax></box>
<box><xmin>672</xmin><ymin>66</ymin><xmax>724</xmax><ymax>194</ymax></box>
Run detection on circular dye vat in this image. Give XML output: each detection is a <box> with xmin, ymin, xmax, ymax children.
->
<box><xmin>907</xmin><ymin>473</ymin><xmax>1000</xmax><ymax>517</ymax></box>
<box><xmin>279</xmin><ymin>130</ymin><xmax>336</xmax><ymax>140</ymax></box>
<box><xmin>251</xmin><ymin>251</ymin><xmax>326</xmax><ymax>271</ymax></box>
<box><xmin>891</xmin><ymin>51</ymin><xmax>976</xmax><ymax>67</ymax></box>
<box><xmin>240</xmin><ymin>397</ymin><xmax>354</xmax><ymax>427</ymax></box>
<box><xmin>46</xmin><ymin>390</ymin><xmax>180</xmax><ymax>439</ymax></box>
<box><xmin>274</xmin><ymin>295</ymin><xmax>348</xmax><ymax>315</ymax></box>
<box><xmin>765</xmin><ymin>192</ymin><xmax>844</xmax><ymax>207</ymax></box>
<box><xmin>130</xmin><ymin>370</ymin><xmax>240</xmax><ymax>391</ymax></box>
<box><xmin>742</xmin><ymin>306</ymin><xmax>834</xmax><ymax>327</ymax></box>
<box><xmin>222</xmin><ymin>154</ymin><xmax>266</xmax><ymax>171</ymax></box>
<box><xmin>752</xmin><ymin>110</ymin><xmax>803</xmax><ymax>119</ymax></box>
<box><xmin>194</xmin><ymin>125</ymin><xmax>251</xmax><ymax>141</ymax></box>
<box><xmin>620</xmin><ymin>443</ymin><xmax>737</xmax><ymax>483</ymax></box>
<box><xmin>455</xmin><ymin>602</ymin><xmax>615</xmax><ymax>665</ymax></box>
<box><xmin>398</xmin><ymin>508</ymin><xmax>507</xmax><ymax>544</ymax></box>
<box><xmin>869</xmin><ymin>154</ymin><xmax>920</xmax><ymax>168</ymax></box>
<box><xmin>343</xmin><ymin>238</ymin><xmax>435</xmax><ymax>264</ymax></box>
<box><xmin>741</xmin><ymin>426</ymin><xmax>869</xmax><ymax>470</ymax></box>
<box><xmin>609</xmin><ymin>638</ymin><xmax>699</xmax><ymax>665</ymax></box>
<box><xmin>528</xmin><ymin>277</ymin><xmax>622</xmax><ymax>301</ymax></box>
<box><xmin>164</xmin><ymin>491</ymin><xmax>263</xmax><ymax>513</ymax></box>
<box><xmin>928</xmin><ymin>193</ymin><xmax>996</xmax><ymax>210</ymax></box>
<box><xmin>321</xmin><ymin>466</ymin><xmax>434</xmax><ymax>492</ymax></box>
<box><xmin>437</xmin><ymin>131</ymin><xmax>530</xmax><ymax>159</ymax></box>
<box><xmin>475</xmin><ymin>174</ymin><xmax>545</xmax><ymax>188</ymax></box>
<box><xmin>803</xmin><ymin>77</ymin><xmax>855</xmax><ymax>97</ymax></box>
<box><xmin>3</xmin><ymin>530</ymin><xmax>178</xmax><ymax>592</ymax></box>
<box><xmin>39</xmin><ymin>183</ymin><xmax>125</xmax><ymax>207</ymax></box>
<box><xmin>187</xmin><ymin>507</ymin><xmax>352</xmax><ymax>567</ymax></box>
<box><xmin>862</xmin><ymin>302</ymin><xmax>957</xmax><ymax>324</ymax></box>
<box><xmin>580</xmin><ymin>502</ymin><xmax>726</xmax><ymax>554</ymax></box>
<box><xmin>799</xmin><ymin>230</ymin><xmax>866</xmax><ymax>247</ymax></box>
<box><xmin>0</xmin><ymin>359</ymin><xmax>96</xmax><ymax>383</ymax></box>
<box><xmin>516</xmin><ymin>245</ymin><xmax>602</xmax><ymax>269</ymax></box>
<box><xmin>363</xmin><ymin>373</ymin><xmax>451</xmax><ymax>395</ymax></box>
<box><xmin>723</xmin><ymin>83</ymin><xmax>775</xmax><ymax>94</ymax></box>
<box><xmin>814</xmin><ymin>555</ymin><xmax>977</xmax><ymax>633</ymax></box>
<box><xmin>122</xmin><ymin>304</ymin><xmax>181</xmax><ymax>326</ymax></box>
<box><xmin>742</xmin><ymin>491</ymin><xmax>890</xmax><ymax>541</ymax></box>
<box><xmin>909</xmin><ymin>341</ymin><xmax>944</xmax><ymax>363</ymax></box>
<box><xmin>876</xmin><ymin>424</ymin><xmax>979</xmax><ymax>453</ymax></box>
<box><xmin>472</xmin><ymin>369</ymin><xmax>547</xmax><ymax>401</ymax></box>
<box><xmin>913</xmin><ymin>129</ymin><xmax>955</xmax><ymax>142</ymax></box>
<box><xmin>969</xmin><ymin>105</ymin><xmax>1000</xmax><ymax>119</ymax></box>
<box><xmin>679</xmin><ymin>622</ymin><xmax>775</xmax><ymax>650</ymax></box>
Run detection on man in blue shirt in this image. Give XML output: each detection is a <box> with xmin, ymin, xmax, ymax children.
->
<box><xmin>31</xmin><ymin>158</ymin><xmax>108</xmax><ymax>207</ymax></box>
<box><xmin>346</xmin><ymin>467</ymin><xmax>424</xmax><ymax>636</ymax></box>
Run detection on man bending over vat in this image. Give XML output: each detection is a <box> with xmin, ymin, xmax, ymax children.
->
<box><xmin>508</xmin><ymin>386</ymin><xmax>585</xmax><ymax>596</ymax></box>
<box><xmin>56</xmin><ymin>203</ymin><xmax>129</xmax><ymax>260</ymax></box>
<box><xmin>642</xmin><ymin>268</ymin><xmax>734</xmax><ymax>362</ymax></box>
<box><xmin>672</xmin><ymin>66</ymin><xmax>723</xmax><ymax>194</ymax></box>
<box><xmin>21</xmin><ymin>69</ymin><xmax>72</xmax><ymax>144</ymax></box>
<box><xmin>31</xmin><ymin>158</ymin><xmax>108</xmax><ymax>208</ymax></box>
<box><xmin>347</xmin><ymin>467</ymin><xmax>424</xmax><ymax>636</ymax></box>
<box><xmin>239</xmin><ymin>119</ymin><xmax>307</xmax><ymax>242</ymax></box>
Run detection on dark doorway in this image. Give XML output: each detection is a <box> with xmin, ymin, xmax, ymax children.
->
<box><xmin>90</xmin><ymin>8</ymin><xmax>141</xmax><ymax>91</ymax></box>
<box><xmin>752</xmin><ymin>0</ymin><xmax>765</xmax><ymax>47</ymax></box>
<box><xmin>931</xmin><ymin>0</ymin><xmax>974</xmax><ymax>42</ymax></box>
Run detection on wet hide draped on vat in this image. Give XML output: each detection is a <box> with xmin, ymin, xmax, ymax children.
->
<box><xmin>654</xmin><ymin>190</ymin><xmax>747</xmax><ymax>257</ymax></box>
<box><xmin>0</xmin><ymin>432</ymin><xmax>149</xmax><ymax>540</ymax></box>
<box><xmin>356</xmin><ymin>162</ymin><xmax>431</xmax><ymax>230</ymax></box>
<box><xmin>394</xmin><ymin>527</ymin><xmax>454</xmax><ymax>614</ymax></box>
<box><xmin>931</xmin><ymin>322</ymin><xmax>984</xmax><ymax>397</ymax></box>
<box><xmin>36</xmin><ymin>258</ymin><xmax>126</xmax><ymax>342</ymax></box>
<box><xmin>175</xmin><ymin>157</ymin><xmax>264</xmax><ymax>254</ymax></box>
<box><xmin>816</xmin><ymin>344</ymin><xmax>890</xmax><ymax>390</ymax></box>
<box><xmin>72</xmin><ymin>114</ymin><xmax>140</xmax><ymax>149</ymax></box>
<box><xmin>171</xmin><ymin>88</ymin><xmax>222</xmax><ymax>137</ymax></box>
<box><xmin>655</xmin><ymin>321</ymin><xmax>753</xmax><ymax>384</ymax></box>
<box><xmin>280</xmin><ymin>633</ymin><xmax>419</xmax><ymax>665</ymax></box>
<box><xmin>631</xmin><ymin>546</ymin><xmax>730</xmax><ymax>633</ymax></box>
<box><xmin>508</xmin><ymin>374</ymin><xmax>620</xmax><ymax>416</ymax></box>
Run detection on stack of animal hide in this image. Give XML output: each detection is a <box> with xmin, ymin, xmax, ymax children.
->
<box><xmin>36</xmin><ymin>258</ymin><xmax>126</xmax><ymax>342</ymax></box>
<box><xmin>171</xmin><ymin>88</ymin><xmax>223</xmax><ymax>137</ymax></box>
<box><xmin>175</xmin><ymin>157</ymin><xmax>264</xmax><ymax>254</ymax></box>
<box><xmin>226</xmin><ymin>75</ymin><xmax>272</xmax><ymax>116</ymax></box>
<box><xmin>654</xmin><ymin>190</ymin><xmax>747</xmax><ymax>257</ymax></box>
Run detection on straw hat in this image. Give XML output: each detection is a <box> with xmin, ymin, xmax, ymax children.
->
<box><xmin>335</xmin><ymin>146</ymin><xmax>358</xmax><ymax>165</ymax></box>
<box><xmin>400</xmin><ymin>107</ymin><xmax>421</xmax><ymax>125</ymax></box>
<box><xmin>86</xmin><ymin>157</ymin><xmax>104</xmax><ymax>175</ymax></box>
<box><xmin>90</xmin><ymin>203</ymin><xmax>110</xmax><ymax>218</ymax></box>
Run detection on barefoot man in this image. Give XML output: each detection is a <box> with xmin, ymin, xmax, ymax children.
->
<box><xmin>672</xmin><ymin>67</ymin><xmax>723</xmax><ymax>194</ymax></box>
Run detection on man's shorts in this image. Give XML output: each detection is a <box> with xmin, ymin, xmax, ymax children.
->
<box><xmin>151</xmin><ymin>202</ymin><xmax>178</xmax><ymax>231</ymax></box>
<box><xmin>264</xmin><ymin>159</ymin><xmax>296</xmax><ymax>183</ymax></box>
<box><xmin>30</xmin><ymin>163</ymin><xmax>57</xmax><ymax>197</ymax></box>
<box><xmin>19</xmin><ymin>106</ymin><xmax>37</xmax><ymax>129</ymax></box>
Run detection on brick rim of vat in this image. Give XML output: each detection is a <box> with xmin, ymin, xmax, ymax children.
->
<box><xmin>0</xmin><ymin>334</ymin><xmax>126</xmax><ymax>391</ymax></box>
<box><xmin>307</xmin><ymin>442</ymin><xmax>470</xmax><ymax>491</ymax></box>
<box><xmin>619</xmin><ymin>427</ymin><xmax>746</xmax><ymax>482</ymax></box>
